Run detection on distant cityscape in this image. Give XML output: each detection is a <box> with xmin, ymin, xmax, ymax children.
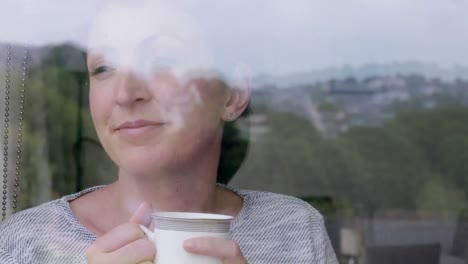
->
<box><xmin>251</xmin><ymin>74</ymin><xmax>468</xmax><ymax>138</ymax></box>
<box><xmin>252</xmin><ymin>62</ymin><xmax>468</xmax><ymax>88</ymax></box>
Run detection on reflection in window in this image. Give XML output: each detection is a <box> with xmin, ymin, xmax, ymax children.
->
<box><xmin>1</xmin><ymin>1</ymin><xmax>468</xmax><ymax>263</ymax></box>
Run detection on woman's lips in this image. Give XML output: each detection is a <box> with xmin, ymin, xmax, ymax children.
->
<box><xmin>116</xmin><ymin>120</ymin><xmax>165</xmax><ymax>137</ymax></box>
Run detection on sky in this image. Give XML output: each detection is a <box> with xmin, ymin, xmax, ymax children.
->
<box><xmin>1</xmin><ymin>0</ymin><xmax>467</xmax><ymax>75</ymax></box>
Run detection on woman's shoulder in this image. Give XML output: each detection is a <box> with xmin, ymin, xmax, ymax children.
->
<box><xmin>234</xmin><ymin>187</ymin><xmax>324</xmax><ymax>222</ymax></box>
<box><xmin>0</xmin><ymin>191</ymin><xmax>97</xmax><ymax>263</ymax></box>
<box><xmin>227</xmin><ymin>186</ymin><xmax>326</xmax><ymax>233</ymax></box>
<box><xmin>228</xmin><ymin>187</ymin><xmax>338</xmax><ymax>263</ymax></box>
<box><xmin>0</xmin><ymin>187</ymin><xmax>102</xmax><ymax>240</ymax></box>
<box><xmin>0</xmin><ymin>198</ymin><xmax>69</xmax><ymax>241</ymax></box>
<box><xmin>0</xmin><ymin>198</ymin><xmax>68</xmax><ymax>262</ymax></box>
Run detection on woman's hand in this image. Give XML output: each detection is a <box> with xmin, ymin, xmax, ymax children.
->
<box><xmin>86</xmin><ymin>202</ymin><xmax>155</xmax><ymax>264</ymax></box>
<box><xmin>183</xmin><ymin>237</ymin><xmax>247</xmax><ymax>264</ymax></box>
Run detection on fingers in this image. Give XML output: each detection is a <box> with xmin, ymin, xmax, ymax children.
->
<box><xmin>183</xmin><ymin>237</ymin><xmax>246</xmax><ymax>263</ymax></box>
<box><xmin>105</xmin><ymin>237</ymin><xmax>155</xmax><ymax>263</ymax></box>
<box><xmin>87</xmin><ymin>223</ymin><xmax>146</xmax><ymax>253</ymax></box>
<box><xmin>89</xmin><ymin>202</ymin><xmax>153</xmax><ymax>253</ymax></box>
<box><xmin>87</xmin><ymin>202</ymin><xmax>156</xmax><ymax>264</ymax></box>
<box><xmin>130</xmin><ymin>202</ymin><xmax>153</xmax><ymax>226</ymax></box>
<box><xmin>88</xmin><ymin>237</ymin><xmax>155</xmax><ymax>264</ymax></box>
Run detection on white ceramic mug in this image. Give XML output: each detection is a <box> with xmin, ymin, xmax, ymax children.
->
<box><xmin>140</xmin><ymin>212</ymin><xmax>233</xmax><ymax>264</ymax></box>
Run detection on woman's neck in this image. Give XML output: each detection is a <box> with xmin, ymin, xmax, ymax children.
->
<box><xmin>110</xmin><ymin>170</ymin><xmax>220</xmax><ymax>221</ymax></box>
<box><xmin>70</xmin><ymin>154</ymin><xmax>243</xmax><ymax>236</ymax></box>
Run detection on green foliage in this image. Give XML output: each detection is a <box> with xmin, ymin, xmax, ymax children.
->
<box><xmin>14</xmin><ymin>56</ymin><xmax>83</xmax><ymax>208</ymax></box>
<box><xmin>338</xmin><ymin>126</ymin><xmax>430</xmax><ymax>210</ymax></box>
<box><xmin>236</xmin><ymin>104</ymin><xmax>468</xmax><ymax>217</ymax></box>
<box><xmin>416</xmin><ymin>179</ymin><xmax>467</xmax><ymax>215</ymax></box>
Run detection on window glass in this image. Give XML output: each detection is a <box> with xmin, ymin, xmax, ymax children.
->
<box><xmin>1</xmin><ymin>1</ymin><xmax>467</xmax><ymax>263</ymax></box>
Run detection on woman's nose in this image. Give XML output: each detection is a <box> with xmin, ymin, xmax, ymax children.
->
<box><xmin>114</xmin><ymin>70</ymin><xmax>152</xmax><ymax>107</ymax></box>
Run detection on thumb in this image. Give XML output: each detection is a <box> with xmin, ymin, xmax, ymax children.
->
<box><xmin>129</xmin><ymin>202</ymin><xmax>153</xmax><ymax>227</ymax></box>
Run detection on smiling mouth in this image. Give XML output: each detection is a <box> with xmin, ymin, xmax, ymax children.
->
<box><xmin>115</xmin><ymin>120</ymin><xmax>165</xmax><ymax>136</ymax></box>
<box><xmin>117</xmin><ymin>120</ymin><xmax>165</xmax><ymax>129</ymax></box>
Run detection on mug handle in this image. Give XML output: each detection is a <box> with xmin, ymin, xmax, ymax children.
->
<box><xmin>140</xmin><ymin>225</ymin><xmax>155</xmax><ymax>241</ymax></box>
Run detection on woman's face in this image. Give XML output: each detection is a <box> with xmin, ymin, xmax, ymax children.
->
<box><xmin>87</xmin><ymin>3</ymin><xmax>229</xmax><ymax>175</ymax></box>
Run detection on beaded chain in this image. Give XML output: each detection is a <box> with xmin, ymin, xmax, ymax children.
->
<box><xmin>2</xmin><ymin>46</ymin><xmax>28</xmax><ymax>221</ymax></box>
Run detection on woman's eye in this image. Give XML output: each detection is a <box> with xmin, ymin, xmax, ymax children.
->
<box><xmin>90</xmin><ymin>65</ymin><xmax>114</xmax><ymax>77</ymax></box>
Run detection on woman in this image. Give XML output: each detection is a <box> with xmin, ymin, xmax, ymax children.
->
<box><xmin>0</xmin><ymin>1</ymin><xmax>338</xmax><ymax>263</ymax></box>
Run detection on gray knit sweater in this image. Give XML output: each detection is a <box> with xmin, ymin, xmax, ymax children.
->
<box><xmin>0</xmin><ymin>186</ymin><xmax>338</xmax><ymax>264</ymax></box>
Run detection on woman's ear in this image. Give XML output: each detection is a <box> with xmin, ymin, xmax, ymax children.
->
<box><xmin>223</xmin><ymin>64</ymin><xmax>251</xmax><ymax>122</ymax></box>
